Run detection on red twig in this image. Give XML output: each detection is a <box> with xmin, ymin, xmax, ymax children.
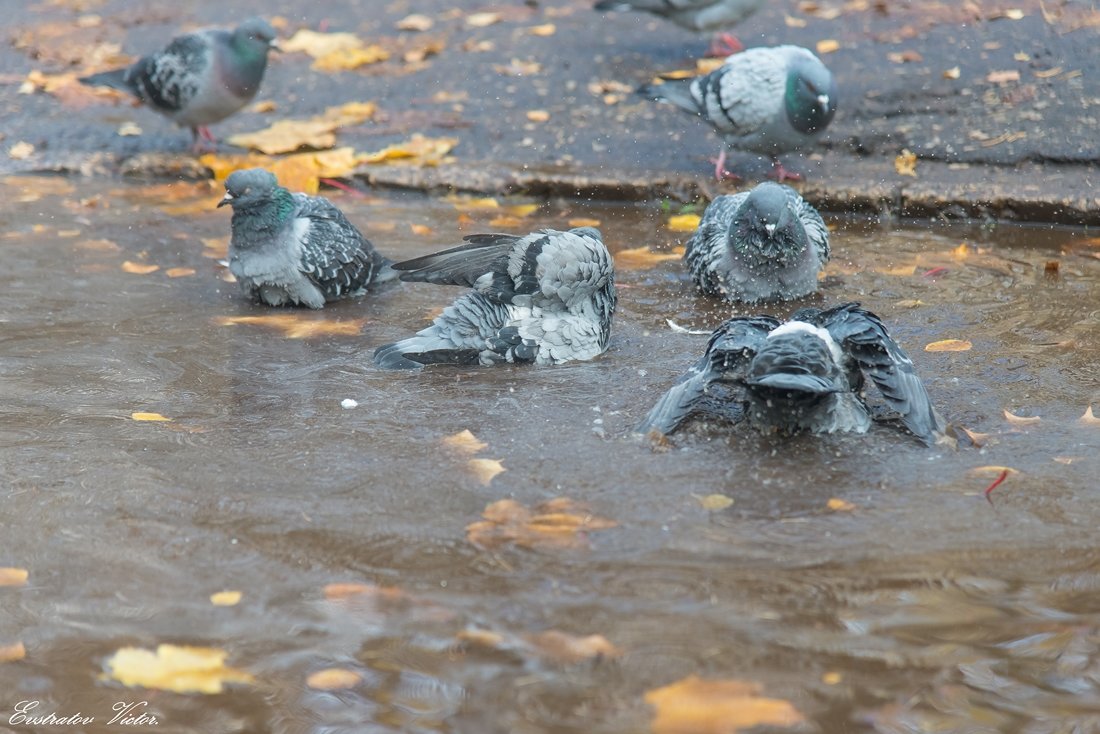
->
<box><xmin>983</xmin><ymin>469</ymin><xmax>1009</xmax><ymax>505</ymax></box>
<box><xmin>923</xmin><ymin>266</ymin><xmax>949</xmax><ymax>278</ymax></box>
<box><xmin>319</xmin><ymin>178</ymin><xmax>365</xmax><ymax>197</ymax></box>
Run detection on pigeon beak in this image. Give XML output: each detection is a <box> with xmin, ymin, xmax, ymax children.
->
<box><xmin>268</xmin><ymin>39</ymin><xmax>282</xmax><ymax>52</ymax></box>
<box><xmin>217</xmin><ymin>191</ymin><xmax>234</xmax><ymax>208</ymax></box>
<box><xmin>765</xmin><ymin>223</ymin><xmax>777</xmax><ymax>237</ymax></box>
<box><xmin>817</xmin><ymin>94</ymin><xmax>830</xmax><ymax>110</ymax></box>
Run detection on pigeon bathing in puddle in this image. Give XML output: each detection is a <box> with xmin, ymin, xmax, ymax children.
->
<box><xmin>684</xmin><ymin>181</ymin><xmax>830</xmax><ymax>303</ymax></box>
<box><xmin>593</xmin><ymin>0</ymin><xmax>767</xmax><ymax>56</ymax></box>
<box><xmin>639</xmin><ymin>45</ymin><xmax>837</xmax><ymax>181</ymax></box>
<box><xmin>219</xmin><ymin>169</ymin><xmax>393</xmax><ymax>309</ymax></box>
<box><xmin>374</xmin><ymin>228</ymin><xmax>617</xmax><ymax>369</ymax></box>
<box><xmin>79</xmin><ymin>18</ymin><xmax>278</xmax><ymax>150</ymax></box>
<box><xmin>636</xmin><ymin>302</ymin><xmax>944</xmax><ymax>444</ymax></box>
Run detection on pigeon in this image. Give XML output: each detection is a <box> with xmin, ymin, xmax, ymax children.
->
<box><xmin>218</xmin><ymin>168</ymin><xmax>393</xmax><ymax>309</ymax></box>
<box><xmin>79</xmin><ymin>18</ymin><xmax>278</xmax><ymax>149</ymax></box>
<box><xmin>684</xmin><ymin>181</ymin><xmax>830</xmax><ymax>303</ymax></box>
<box><xmin>639</xmin><ymin>45</ymin><xmax>837</xmax><ymax>181</ymax></box>
<box><xmin>374</xmin><ymin>228</ymin><xmax>617</xmax><ymax>369</ymax></box>
<box><xmin>594</xmin><ymin>0</ymin><xmax>766</xmax><ymax>55</ymax></box>
<box><xmin>636</xmin><ymin>302</ymin><xmax>944</xmax><ymax>444</ymax></box>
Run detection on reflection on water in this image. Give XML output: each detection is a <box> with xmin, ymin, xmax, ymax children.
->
<box><xmin>1</xmin><ymin>175</ymin><xmax>1099</xmax><ymax>732</ymax></box>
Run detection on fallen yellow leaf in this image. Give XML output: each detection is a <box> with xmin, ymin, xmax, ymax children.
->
<box><xmin>313</xmin><ymin>44</ymin><xmax>390</xmax><ymax>72</ymax></box>
<box><xmin>528</xmin><ymin>23</ymin><xmax>556</xmax><ymax>36</ymax></box>
<box><xmin>816</xmin><ymin>39</ymin><xmax>840</xmax><ymax>54</ymax></box>
<box><xmin>282</xmin><ymin>29</ymin><xmax>362</xmax><ymax>59</ymax></box>
<box><xmin>213</xmin><ymin>314</ymin><xmax>366</xmax><ymax>339</ymax></box>
<box><xmin>0</xmin><ymin>568</ymin><xmax>28</xmax><ymax>587</ymax></box>
<box><xmin>895</xmin><ymin>149</ymin><xmax>917</xmax><ymax>177</ymax></box>
<box><xmin>121</xmin><ymin>260</ymin><xmax>159</xmax><ymax>275</ymax></box>
<box><xmin>307</xmin><ymin>668</ymin><xmax>362</xmax><ymax>690</ymax></box>
<box><xmin>466</xmin><ymin>11</ymin><xmax>502</xmax><ymax>27</ymax></box>
<box><xmin>667</xmin><ymin>213</ymin><xmax>701</xmax><ymax>232</ymax></box>
<box><xmin>488</xmin><ymin>215</ymin><xmax>525</xmax><ymax>228</ymax></box>
<box><xmin>1078</xmin><ymin>406</ymin><xmax>1100</xmax><ymax>426</ymax></box>
<box><xmin>442</xmin><ymin>429</ymin><xmax>488</xmax><ymax>455</ymax></box>
<box><xmin>526</xmin><ymin>109</ymin><xmax>550</xmax><ymax>122</ymax></box>
<box><xmin>397</xmin><ymin>13</ymin><xmax>434</xmax><ymax>32</ymax></box>
<box><xmin>507</xmin><ymin>204</ymin><xmax>539</xmax><ymax>218</ymax></box>
<box><xmin>526</xmin><ymin>631</ymin><xmax>622</xmax><ymax>663</ymax></box>
<box><xmin>468</xmin><ymin>458</ymin><xmax>505</xmax><ymax>485</ymax></box>
<box><xmin>615</xmin><ymin>245</ymin><xmax>684</xmax><ymax>270</ymax></box>
<box><xmin>987</xmin><ymin>69</ymin><xmax>1021</xmax><ymax>84</ymax></box>
<box><xmin>358</xmin><ymin>134</ymin><xmax>457</xmax><ymax>166</ymax></box>
<box><xmin>645</xmin><ymin>675</ymin><xmax>805</xmax><ymax>734</ymax></box>
<box><xmin>694</xmin><ymin>493</ymin><xmax>734</xmax><ymax>511</ymax></box>
<box><xmin>76</xmin><ymin>238</ymin><xmax>120</xmax><ymax>252</ymax></box>
<box><xmin>0</xmin><ymin>642</ymin><xmax>26</xmax><ymax>663</ymax></box>
<box><xmin>227</xmin><ymin>102</ymin><xmax>377</xmax><ymax>154</ymax></box>
<box><xmin>466</xmin><ymin>498</ymin><xmax>617</xmax><ymax>550</ymax></box>
<box><xmin>822</xmin><ymin>671</ymin><xmax>842</xmax><ymax>685</ymax></box>
<box><xmin>448</xmin><ymin>195</ymin><xmax>500</xmax><ymax>210</ymax></box>
<box><xmin>1003</xmin><ymin>409</ymin><xmax>1040</xmax><ymax>425</ymax></box>
<box><xmin>826</xmin><ymin>498</ymin><xmax>857</xmax><ymax>512</ymax></box>
<box><xmin>103</xmin><ymin>644</ymin><xmax>254</xmax><ymax>694</ymax></box>
<box><xmin>567</xmin><ymin>217</ymin><xmax>601</xmax><ymax>228</ymax></box>
<box><xmin>967</xmin><ymin>465</ymin><xmax>1020</xmax><ymax>477</ymax></box>
<box><xmin>131</xmin><ymin>412</ymin><xmax>171</xmax><ymax>422</ymax></box>
<box><xmin>924</xmin><ymin>339</ymin><xmax>971</xmax><ymax>352</ymax></box>
<box><xmin>410</xmin><ymin>223</ymin><xmax>433</xmax><ymax>236</ymax></box>
<box><xmin>210</xmin><ymin>591</ymin><xmax>242</xmax><ymax>607</ymax></box>
<box><xmin>944</xmin><ymin>66</ymin><xmax>961</xmax><ymax>79</ymax></box>
<box><xmin>165</xmin><ymin>267</ymin><xmax>196</xmax><ymax>278</ymax></box>
<box><xmin>201</xmin><ymin>237</ymin><xmax>229</xmax><ymax>259</ymax></box>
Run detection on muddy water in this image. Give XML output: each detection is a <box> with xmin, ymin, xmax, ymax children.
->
<box><xmin>1</xmin><ymin>175</ymin><xmax>1098</xmax><ymax>733</ymax></box>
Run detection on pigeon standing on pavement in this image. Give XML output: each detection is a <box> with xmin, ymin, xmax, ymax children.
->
<box><xmin>374</xmin><ymin>228</ymin><xmax>617</xmax><ymax>369</ymax></box>
<box><xmin>639</xmin><ymin>45</ymin><xmax>837</xmax><ymax>181</ymax></box>
<box><xmin>684</xmin><ymin>181</ymin><xmax>830</xmax><ymax>303</ymax></box>
<box><xmin>594</xmin><ymin>0</ymin><xmax>766</xmax><ymax>55</ymax></box>
<box><xmin>636</xmin><ymin>302</ymin><xmax>944</xmax><ymax>444</ymax></box>
<box><xmin>79</xmin><ymin>18</ymin><xmax>278</xmax><ymax>150</ymax></box>
<box><xmin>218</xmin><ymin>169</ymin><xmax>393</xmax><ymax>309</ymax></box>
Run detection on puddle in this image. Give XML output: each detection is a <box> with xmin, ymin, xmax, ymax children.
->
<box><xmin>1</xmin><ymin>174</ymin><xmax>1099</xmax><ymax>732</ymax></box>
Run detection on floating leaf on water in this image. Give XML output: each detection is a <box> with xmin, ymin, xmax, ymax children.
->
<box><xmin>121</xmin><ymin>261</ymin><xmax>160</xmax><ymax>275</ymax></box>
<box><xmin>456</xmin><ymin>628</ymin><xmax>507</xmax><ymax>648</ymax></box>
<box><xmin>1003</xmin><ymin>409</ymin><xmax>1041</xmax><ymax>425</ymax></box>
<box><xmin>506</xmin><ymin>204</ymin><xmax>539</xmax><ymax>218</ymax></box>
<box><xmin>784</xmin><ymin>13</ymin><xmax>808</xmax><ymax>27</ymax></box>
<box><xmin>210</xmin><ymin>591</ymin><xmax>241</xmax><ymax>607</ymax></box>
<box><xmin>397</xmin><ymin>13</ymin><xmax>434</xmax><ymax>31</ymax></box>
<box><xmin>201</xmin><ymin>237</ymin><xmax>229</xmax><ymax>259</ymax></box>
<box><xmin>924</xmin><ymin>339</ymin><xmax>972</xmax><ymax>352</ymax></box>
<box><xmin>213</xmin><ymin>314</ymin><xmax>366</xmax><ymax>339</ymax></box>
<box><xmin>466</xmin><ymin>498</ymin><xmax>617</xmax><ymax>550</ymax></box>
<box><xmin>1078</xmin><ymin>406</ymin><xmax>1100</xmax><ymax>425</ymax></box>
<box><xmin>816</xmin><ymin>39</ymin><xmax>841</xmax><ymax>54</ymax></box>
<box><xmin>895</xmin><ymin>149</ymin><xmax>917</xmax><ymax>177</ymax></box>
<box><xmin>252</xmin><ymin>100</ymin><xmax>277</xmax><ymax>113</ymax></box>
<box><xmin>645</xmin><ymin>675</ymin><xmax>805</xmax><ymax>734</ymax></box>
<box><xmin>694</xmin><ymin>493</ymin><xmax>734</xmax><ymax>511</ymax></box>
<box><xmin>527</xmin><ymin>23</ymin><xmax>557</xmax><ymax>36</ymax></box>
<box><xmin>822</xmin><ymin>671</ymin><xmax>842</xmax><ymax>685</ymax></box>
<box><xmin>468</xmin><ymin>458</ymin><xmax>505</xmax><ymax>485</ymax></box>
<box><xmin>488</xmin><ymin>215</ymin><xmax>524</xmax><ymax>228</ymax></box>
<box><xmin>615</xmin><ymin>245</ymin><xmax>684</xmax><ymax>270</ymax></box>
<box><xmin>894</xmin><ymin>299</ymin><xmax>925</xmax><ymax>308</ymax></box>
<box><xmin>493</xmin><ymin>59</ymin><xmax>542</xmax><ymax>76</ymax></box>
<box><xmin>957</xmin><ymin>425</ymin><xmax>992</xmax><ymax>447</ymax></box>
<box><xmin>131</xmin><ymin>412</ymin><xmax>171</xmax><ymax>422</ymax></box>
<box><xmin>987</xmin><ymin>69</ymin><xmax>1020</xmax><ymax>84</ymax></box>
<box><xmin>0</xmin><ymin>568</ymin><xmax>28</xmax><ymax>587</ymax></box>
<box><xmin>667</xmin><ymin>213</ymin><xmax>701</xmax><ymax>232</ymax></box>
<box><xmin>0</xmin><ymin>642</ymin><xmax>26</xmax><ymax>663</ymax></box>
<box><xmin>165</xmin><ymin>267</ymin><xmax>196</xmax><ymax>278</ymax></box>
<box><xmin>306</xmin><ymin>668</ymin><xmax>362</xmax><ymax>690</ymax></box>
<box><xmin>826</xmin><ymin>498</ymin><xmax>857</xmax><ymax>512</ymax></box>
<box><xmin>9</xmin><ymin>142</ymin><xmax>35</xmax><ymax>160</ymax></box>
<box><xmin>102</xmin><ymin>644</ymin><xmax>254</xmax><ymax>694</ymax></box>
<box><xmin>526</xmin><ymin>109</ymin><xmax>550</xmax><ymax>122</ymax></box>
<box><xmin>442</xmin><ymin>429</ymin><xmax>487</xmax><ymax>455</ymax></box>
<box><xmin>526</xmin><ymin>630</ymin><xmax>622</xmax><ymax>663</ymax></box>
<box><xmin>567</xmin><ymin>217</ymin><xmax>601</xmax><ymax>228</ymax></box>
<box><xmin>447</xmin><ymin>195</ymin><xmax>499</xmax><ymax>210</ymax></box>
<box><xmin>76</xmin><ymin>238</ymin><xmax>121</xmax><ymax>252</ymax></box>
<box><xmin>967</xmin><ymin>465</ymin><xmax>1020</xmax><ymax>477</ymax></box>
<box><xmin>944</xmin><ymin>66</ymin><xmax>961</xmax><ymax>79</ymax></box>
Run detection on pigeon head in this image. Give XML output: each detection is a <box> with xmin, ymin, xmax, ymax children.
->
<box><xmin>233</xmin><ymin>18</ymin><xmax>279</xmax><ymax>53</ymax></box>
<box><xmin>731</xmin><ymin>182</ymin><xmax>806</xmax><ymax>265</ymax></box>
<box><xmin>218</xmin><ymin>168</ymin><xmax>281</xmax><ymax>210</ymax></box>
<box><xmin>741</xmin><ymin>323</ymin><xmax>844</xmax><ymax>428</ymax></box>
<box><xmin>784</xmin><ymin>54</ymin><xmax>837</xmax><ymax>136</ymax></box>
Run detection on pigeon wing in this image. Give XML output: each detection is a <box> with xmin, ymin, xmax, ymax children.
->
<box><xmin>817</xmin><ymin>303</ymin><xmax>944</xmax><ymax>444</ymax></box>
<box><xmin>391</xmin><ymin>234</ymin><xmax>520</xmax><ymax>290</ymax></box>
<box><xmin>683</xmin><ymin>193</ymin><xmax>746</xmax><ymax>296</ymax></box>
<box><xmin>124</xmin><ymin>31</ymin><xmax>212</xmax><ymax>113</ymax></box>
<box><xmin>789</xmin><ymin>189</ymin><xmax>830</xmax><ymax>263</ymax></box>
<box><xmin>293</xmin><ymin>195</ymin><xmax>386</xmax><ymax>300</ymax></box>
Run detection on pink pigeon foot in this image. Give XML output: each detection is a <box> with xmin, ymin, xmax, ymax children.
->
<box><xmin>769</xmin><ymin>158</ymin><xmax>803</xmax><ymax>182</ymax></box>
<box><xmin>706</xmin><ymin>32</ymin><xmax>744</xmax><ymax>58</ymax></box>
<box><xmin>709</xmin><ymin>149</ymin><xmax>741</xmax><ymax>181</ymax></box>
<box><xmin>189</xmin><ymin>126</ymin><xmax>219</xmax><ymax>154</ymax></box>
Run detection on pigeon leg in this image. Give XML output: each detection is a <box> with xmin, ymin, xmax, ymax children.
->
<box><xmin>706</xmin><ymin>32</ymin><xmax>744</xmax><ymax>58</ymax></box>
<box><xmin>189</xmin><ymin>126</ymin><xmax>218</xmax><ymax>154</ymax></box>
<box><xmin>709</xmin><ymin>149</ymin><xmax>741</xmax><ymax>182</ymax></box>
<box><xmin>769</xmin><ymin>157</ymin><xmax>803</xmax><ymax>182</ymax></box>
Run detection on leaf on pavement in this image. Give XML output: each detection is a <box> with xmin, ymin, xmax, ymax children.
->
<box><xmin>397</xmin><ymin>14</ymin><xmax>434</xmax><ymax>31</ymax></box>
<box><xmin>645</xmin><ymin>675</ymin><xmax>805</xmax><ymax>734</ymax></box>
<box><xmin>358</xmin><ymin>134</ymin><xmax>457</xmax><ymax>166</ymax></box>
<box><xmin>667</xmin><ymin>213</ymin><xmax>701</xmax><ymax>232</ymax></box>
<box><xmin>102</xmin><ymin>644</ymin><xmax>254</xmax><ymax>694</ymax></box>
<box><xmin>282</xmin><ymin>30</ymin><xmax>389</xmax><ymax>71</ymax></box>
<box><xmin>227</xmin><ymin>103</ymin><xmax>377</xmax><ymax>154</ymax></box>
<box><xmin>0</xmin><ymin>568</ymin><xmax>28</xmax><ymax>587</ymax></box>
<box><xmin>615</xmin><ymin>245</ymin><xmax>684</xmax><ymax>270</ymax></box>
